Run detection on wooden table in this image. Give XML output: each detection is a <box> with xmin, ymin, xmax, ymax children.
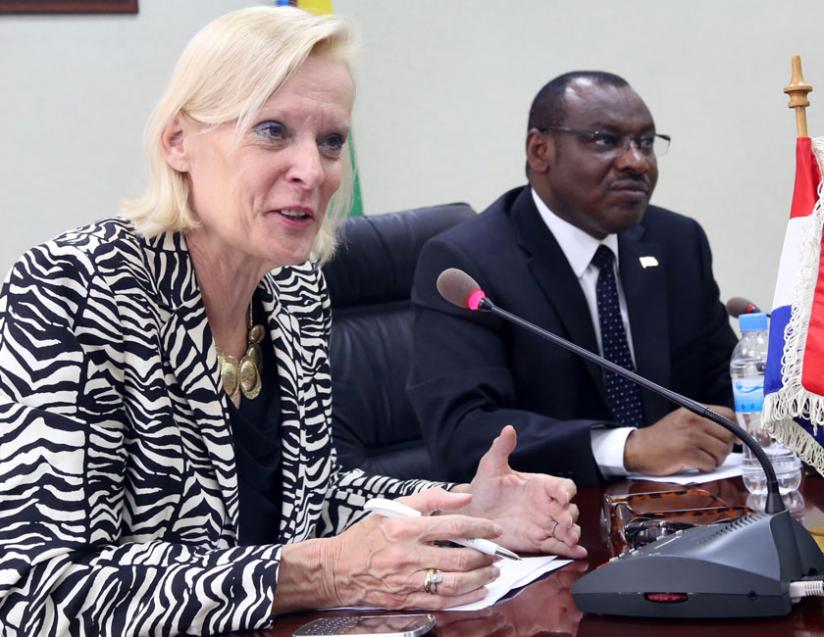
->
<box><xmin>233</xmin><ymin>470</ymin><xmax>824</xmax><ymax>636</ymax></box>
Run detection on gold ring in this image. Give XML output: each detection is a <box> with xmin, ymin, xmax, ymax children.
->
<box><xmin>550</xmin><ymin>519</ymin><xmax>559</xmax><ymax>537</ymax></box>
<box><xmin>423</xmin><ymin>568</ymin><xmax>443</xmax><ymax>594</ymax></box>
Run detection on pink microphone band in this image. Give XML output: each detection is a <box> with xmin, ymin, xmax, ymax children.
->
<box><xmin>466</xmin><ymin>289</ymin><xmax>486</xmax><ymax>311</ymax></box>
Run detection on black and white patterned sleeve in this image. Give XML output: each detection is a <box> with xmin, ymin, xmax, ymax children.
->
<box><xmin>0</xmin><ymin>243</ymin><xmax>280</xmax><ymax>636</ymax></box>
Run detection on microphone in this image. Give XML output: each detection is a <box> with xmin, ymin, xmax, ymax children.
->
<box><xmin>726</xmin><ymin>296</ymin><xmax>768</xmax><ymax>318</ymax></box>
<box><xmin>436</xmin><ymin>267</ymin><xmax>824</xmax><ymax>618</ymax></box>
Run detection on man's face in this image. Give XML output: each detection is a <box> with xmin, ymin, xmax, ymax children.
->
<box><xmin>531</xmin><ymin>79</ymin><xmax>659</xmax><ymax>239</ymax></box>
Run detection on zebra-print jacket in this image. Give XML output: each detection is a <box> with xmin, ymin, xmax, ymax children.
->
<box><xmin>0</xmin><ymin>218</ymin><xmax>440</xmax><ymax>636</ymax></box>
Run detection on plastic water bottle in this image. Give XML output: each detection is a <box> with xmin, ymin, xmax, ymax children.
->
<box><xmin>730</xmin><ymin>312</ymin><xmax>802</xmax><ymax>494</ymax></box>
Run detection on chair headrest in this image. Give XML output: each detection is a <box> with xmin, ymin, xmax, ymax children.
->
<box><xmin>323</xmin><ymin>202</ymin><xmax>475</xmax><ymax>308</ymax></box>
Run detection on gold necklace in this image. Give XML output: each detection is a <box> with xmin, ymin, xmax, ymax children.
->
<box><xmin>216</xmin><ymin>304</ymin><xmax>265</xmax><ymax>401</ymax></box>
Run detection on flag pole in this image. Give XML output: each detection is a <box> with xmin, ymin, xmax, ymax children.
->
<box><xmin>785</xmin><ymin>55</ymin><xmax>812</xmax><ymax>137</ymax></box>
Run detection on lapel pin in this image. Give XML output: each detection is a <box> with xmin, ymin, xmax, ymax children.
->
<box><xmin>639</xmin><ymin>256</ymin><xmax>659</xmax><ymax>269</ymax></box>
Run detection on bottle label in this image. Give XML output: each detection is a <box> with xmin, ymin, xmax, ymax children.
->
<box><xmin>733</xmin><ymin>375</ymin><xmax>764</xmax><ymax>412</ymax></box>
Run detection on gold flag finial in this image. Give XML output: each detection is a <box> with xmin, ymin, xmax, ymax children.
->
<box><xmin>785</xmin><ymin>55</ymin><xmax>813</xmax><ymax>137</ymax></box>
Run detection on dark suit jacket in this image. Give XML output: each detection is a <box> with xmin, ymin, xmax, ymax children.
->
<box><xmin>408</xmin><ymin>186</ymin><xmax>737</xmax><ymax>486</ymax></box>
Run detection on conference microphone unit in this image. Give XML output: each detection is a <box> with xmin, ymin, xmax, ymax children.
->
<box><xmin>726</xmin><ymin>296</ymin><xmax>769</xmax><ymax>318</ymax></box>
<box><xmin>436</xmin><ymin>267</ymin><xmax>824</xmax><ymax>619</ymax></box>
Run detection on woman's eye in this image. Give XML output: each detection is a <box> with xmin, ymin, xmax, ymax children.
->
<box><xmin>253</xmin><ymin>121</ymin><xmax>286</xmax><ymax>141</ymax></box>
<box><xmin>319</xmin><ymin>133</ymin><xmax>345</xmax><ymax>156</ymax></box>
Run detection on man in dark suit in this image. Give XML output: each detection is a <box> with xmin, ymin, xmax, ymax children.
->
<box><xmin>408</xmin><ymin>71</ymin><xmax>738</xmax><ymax>486</ymax></box>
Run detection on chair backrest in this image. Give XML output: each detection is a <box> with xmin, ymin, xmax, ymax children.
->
<box><xmin>322</xmin><ymin>203</ymin><xmax>476</xmax><ymax>479</ymax></box>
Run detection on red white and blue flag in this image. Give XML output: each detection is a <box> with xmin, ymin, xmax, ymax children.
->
<box><xmin>762</xmin><ymin>136</ymin><xmax>824</xmax><ymax>474</ymax></box>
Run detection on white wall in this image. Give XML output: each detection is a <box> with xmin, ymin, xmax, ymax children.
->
<box><xmin>3</xmin><ymin>0</ymin><xmax>824</xmax><ymax>311</ymax></box>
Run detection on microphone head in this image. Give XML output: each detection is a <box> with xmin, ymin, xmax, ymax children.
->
<box><xmin>726</xmin><ymin>297</ymin><xmax>761</xmax><ymax>318</ymax></box>
<box><xmin>436</xmin><ymin>268</ymin><xmax>487</xmax><ymax>310</ymax></box>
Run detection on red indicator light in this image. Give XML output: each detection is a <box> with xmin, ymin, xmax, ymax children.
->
<box><xmin>644</xmin><ymin>593</ymin><xmax>689</xmax><ymax>603</ymax></box>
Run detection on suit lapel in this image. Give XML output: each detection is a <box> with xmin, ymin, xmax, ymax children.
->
<box><xmin>511</xmin><ymin>189</ymin><xmax>605</xmax><ymax>394</ymax></box>
<box><xmin>618</xmin><ymin>226</ymin><xmax>672</xmax><ymax>419</ymax></box>
<box><xmin>145</xmin><ymin>231</ymin><xmax>239</xmax><ymax>531</ymax></box>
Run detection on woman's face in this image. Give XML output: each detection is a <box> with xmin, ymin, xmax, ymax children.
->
<box><xmin>173</xmin><ymin>54</ymin><xmax>354</xmax><ymax>270</ymax></box>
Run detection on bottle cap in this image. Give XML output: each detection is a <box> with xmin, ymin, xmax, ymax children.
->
<box><xmin>738</xmin><ymin>312</ymin><xmax>768</xmax><ymax>332</ymax></box>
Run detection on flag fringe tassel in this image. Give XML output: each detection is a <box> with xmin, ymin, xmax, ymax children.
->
<box><xmin>762</xmin><ymin>137</ymin><xmax>824</xmax><ymax>475</ymax></box>
<box><xmin>764</xmin><ymin>415</ymin><xmax>824</xmax><ymax>475</ymax></box>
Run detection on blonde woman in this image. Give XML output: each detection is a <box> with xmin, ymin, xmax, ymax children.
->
<box><xmin>0</xmin><ymin>7</ymin><xmax>584</xmax><ymax>636</ymax></box>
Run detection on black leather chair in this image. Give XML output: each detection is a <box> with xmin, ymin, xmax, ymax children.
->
<box><xmin>322</xmin><ymin>203</ymin><xmax>476</xmax><ymax>479</ymax></box>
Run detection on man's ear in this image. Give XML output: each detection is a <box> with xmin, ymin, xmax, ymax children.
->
<box><xmin>525</xmin><ymin>128</ymin><xmax>554</xmax><ymax>175</ymax></box>
<box><xmin>160</xmin><ymin>114</ymin><xmax>189</xmax><ymax>172</ymax></box>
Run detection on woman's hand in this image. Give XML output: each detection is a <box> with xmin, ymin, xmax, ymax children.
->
<box><xmin>453</xmin><ymin>425</ymin><xmax>587</xmax><ymax>558</ymax></box>
<box><xmin>272</xmin><ymin>426</ymin><xmax>585</xmax><ymax>616</ymax></box>
<box><xmin>318</xmin><ymin>488</ymin><xmax>504</xmax><ymax>610</ymax></box>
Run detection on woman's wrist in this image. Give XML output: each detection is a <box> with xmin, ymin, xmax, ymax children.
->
<box><xmin>271</xmin><ymin>538</ymin><xmax>341</xmax><ymax>615</ymax></box>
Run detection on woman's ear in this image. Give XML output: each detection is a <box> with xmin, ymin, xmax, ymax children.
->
<box><xmin>160</xmin><ymin>114</ymin><xmax>189</xmax><ymax>172</ymax></box>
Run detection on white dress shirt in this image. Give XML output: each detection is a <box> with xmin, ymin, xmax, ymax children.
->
<box><xmin>531</xmin><ymin>189</ymin><xmax>636</xmax><ymax>477</ymax></box>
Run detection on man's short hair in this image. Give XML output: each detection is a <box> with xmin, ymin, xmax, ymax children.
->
<box><xmin>527</xmin><ymin>71</ymin><xmax>629</xmax><ymax>131</ymax></box>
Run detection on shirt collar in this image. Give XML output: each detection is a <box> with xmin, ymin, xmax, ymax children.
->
<box><xmin>531</xmin><ymin>188</ymin><xmax>619</xmax><ymax>279</ymax></box>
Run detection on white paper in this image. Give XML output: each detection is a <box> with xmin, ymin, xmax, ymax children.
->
<box><xmin>448</xmin><ymin>555</ymin><xmax>572</xmax><ymax>611</ymax></box>
<box><xmin>626</xmin><ymin>452</ymin><xmax>743</xmax><ymax>484</ymax></box>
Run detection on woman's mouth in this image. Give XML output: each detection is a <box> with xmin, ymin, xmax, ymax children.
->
<box><xmin>277</xmin><ymin>207</ymin><xmax>314</xmax><ymax>221</ymax></box>
<box><xmin>270</xmin><ymin>207</ymin><xmax>315</xmax><ymax>227</ymax></box>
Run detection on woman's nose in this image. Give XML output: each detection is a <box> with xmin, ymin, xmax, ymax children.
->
<box><xmin>286</xmin><ymin>139</ymin><xmax>324</xmax><ymax>189</ymax></box>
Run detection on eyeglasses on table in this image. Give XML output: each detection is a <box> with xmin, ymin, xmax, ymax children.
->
<box><xmin>603</xmin><ymin>487</ymin><xmax>752</xmax><ymax>555</ymax></box>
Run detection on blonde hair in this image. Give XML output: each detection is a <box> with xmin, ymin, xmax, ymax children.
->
<box><xmin>121</xmin><ymin>6</ymin><xmax>355</xmax><ymax>262</ymax></box>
